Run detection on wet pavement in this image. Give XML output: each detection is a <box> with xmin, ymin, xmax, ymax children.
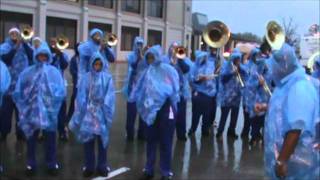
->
<box><xmin>0</xmin><ymin>63</ymin><xmax>265</xmax><ymax>180</ymax></box>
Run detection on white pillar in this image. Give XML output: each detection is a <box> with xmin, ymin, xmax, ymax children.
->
<box><xmin>37</xmin><ymin>0</ymin><xmax>47</xmax><ymax>40</ymax></box>
<box><xmin>115</xmin><ymin>0</ymin><xmax>122</xmax><ymax>60</ymax></box>
<box><xmin>80</xmin><ymin>0</ymin><xmax>88</xmax><ymax>41</ymax></box>
<box><xmin>142</xmin><ymin>0</ymin><xmax>148</xmax><ymax>44</ymax></box>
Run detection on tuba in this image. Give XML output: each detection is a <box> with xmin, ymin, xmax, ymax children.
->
<box><xmin>265</xmin><ymin>21</ymin><xmax>285</xmax><ymax>50</ymax></box>
<box><xmin>307</xmin><ymin>51</ymin><xmax>320</xmax><ymax>73</ymax></box>
<box><xmin>56</xmin><ymin>35</ymin><xmax>69</xmax><ymax>50</ymax></box>
<box><xmin>21</xmin><ymin>25</ymin><xmax>34</xmax><ymax>41</ymax></box>
<box><xmin>104</xmin><ymin>33</ymin><xmax>118</xmax><ymax>47</ymax></box>
<box><xmin>203</xmin><ymin>21</ymin><xmax>230</xmax><ymax>76</ymax></box>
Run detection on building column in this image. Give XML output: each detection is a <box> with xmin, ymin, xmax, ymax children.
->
<box><xmin>37</xmin><ymin>0</ymin><xmax>47</xmax><ymax>40</ymax></box>
<box><xmin>164</xmin><ymin>0</ymin><xmax>169</xmax><ymax>51</ymax></box>
<box><xmin>80</xmin><ymin>0</ymin><xmax>88</xmax><ymax>41</ymax></box>
<box><xmin>115</xmin><ymin>0</ymin><xmax>122</xmax><ymax>60</ymax></box>
<box><xmin>142</xmin><ymin>0</ymin><xmax>148</xmax><ymax>44</ymax></box>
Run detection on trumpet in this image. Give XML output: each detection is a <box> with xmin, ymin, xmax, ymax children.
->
<box><xmin>103</xmin><ymin>33</ymin><xmax>118</xmax><ymax>47</ymax></box>
<box><xmin>56</xmin><ymin>35</ymin><xmax>69</xmax><ymax>50</ymax></box>
<box><xmin>232</xmin><ymin>63</ymin><xmax>245</xmax><ymax>88</ymax></box>
<box><xmin>174</xmin><ymin>46</ymin><xmax>187</xmax><ymax>59</ymax></box>
<box><xmin>265</xmin><ymin>21</ymin><xmax>285</xmax><ymax>50</ymax></box>
<box><xmin>21</xmin><ymin>25</ymin><xmax>34</xmax><ymax>41</ymax></box>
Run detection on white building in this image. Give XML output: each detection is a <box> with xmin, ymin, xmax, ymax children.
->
<box><xmin>0</xmin><ymin>0</ymin><xmax>193</xmax><ymax>61</ymax></box>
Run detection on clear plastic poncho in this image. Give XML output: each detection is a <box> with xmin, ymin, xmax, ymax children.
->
<box><xmin>131</xmin><ymin>45</ymin><xmax>180</xmax><ymax>126</ymax></box>
<box><xmin>122</xmin><ymin>36</ymin><xmax>147</xmax><ymax>102</ymax></box>
<box><xmin>0</xmin><ymin>38</ymin><xmax>30</xmax><ymax>95</ymax></box>
<box><xmin>264</xmin><ymin>43</ymin><xmax>320</xmax><ymax>179</ymax></box>
<box><xmin>190</xmin><ymin>51</ymin><xmax>217</xmax><ymax>97</ymax></box>
<box><xmin>69</xmin><ymin>52</ymin><xmax>115</xmax><ymax>148</ymax></box>
<box><xmin>0</xmin><ymin>60</ymin><xmax>11</xmax><ymax>105</ymax></box>
<box><xmin>12</xmin><ymin>42</ymin><xmax>66</xmax><ymax>138</ymax></box>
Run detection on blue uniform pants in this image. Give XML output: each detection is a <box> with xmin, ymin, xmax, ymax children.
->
<box><xmin>189</xmin><ymin>92</ymin><xmax>212</xmax><ymax>133</ymax></box>
<box><xmin>176</xmin><ymin>97</ymin><xmax>186</xmax><ymax>138</ymax></box>
<box><xmin>83</xmin><ymin>135</ymin><xmax>108</xmax><ymax>172</ymax></box>
<box><xmin>250</xmin><ymin>115</ymin><xmax>265</xmax><ymax>139</ymax></box>
<box><xmin>58</xmin><ymin>100</ymin><xmax>67</xmax><ymax>136</ymax></box>
<box><xmin>126</xmin><ymin>101</ymin><xmax>146</xmax><ymax>139</ymax></box>
<box><xmin>217</xmin><ymin>106</ymin><xmax>240</xmax><ymax>135</ymax></box>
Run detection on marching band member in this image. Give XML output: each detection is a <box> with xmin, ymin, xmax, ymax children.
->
<box><xmin>78</xmin><ymin>29</ymin><xmax>115</xmax><ymax>82</ymax></box>
<box><xmin>163</xmin><ymin>42</ymin><xmax>192</xmax><ymax>141</ymax></box>
<box><xmin>32</xmin><ymin>37</ymin><xmax>42</xmax><ymax>50</ymax></box>
<box><xmin>245</xmin><ymin>51</ymin><xmax>272</xmax><ymax>145</ymax></box>
<box><xmin>123</xmin><ymin>37</ymin><xmax>147</xmax><ymax>141</ymax></box>
<box><xmin>0</xmin><ymin>27</ymin><xmax>33</xmax><ymax>141</ymax></box>
<box><xmin>188</xmin><ymin>51</ymin><xmax>217</xmax><ymax>137</ymax></box>
<box><xmin>312</xmin><ymin>56</ymin><xmax>320</xmax><ymax>80</ymax></box>
<box><xmin>67</xmin><ymin>42</ymin><xmax>80</xmax><ymax>122</ymax></box>
<box><xmin>50</xmin><ymin>38</ymin><xmax>70</xmax><ymax>141</ymax></box>
<box><xmin>0</xmin><ymin>59</ymin><xmax>11</xmax><ymax>174</ymax></box>
<box><xmin>256</xmin><ymin>43</ymin><xmax>319</xmax><ymax>179</ymax></box>
<box><xmin>207</xmin><ymin>47</ymin><xmax>220</xmax><ymax>129</ymax></box>
<box><xmin>132</xmin><ymin>45</ymin><xmax>179</xmax><ymax>180</ymax></box>
<box><xmin>216</xmin><ymin>51</ymin><xmax>245</xmax><ymax>139</ymax></box>
<box><xmin>69</xmin><ymin>51</ymin><xmax>115</xmax><ymax>177</ymax></box>
<box><xmin>12</xmin><ymin>42</ymin><xmax>66</xmax><ymax>176</ymax></box>
<box><xmin>241</xmin><ymin>48</ymin><xmax>260</xmax><ymax>139</ymax></box>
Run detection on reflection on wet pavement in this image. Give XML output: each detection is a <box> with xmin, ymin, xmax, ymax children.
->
<box><xmin>0</xmin><ymin>63</ymin><xmax>265</xmax><ymax>180</ymax></box>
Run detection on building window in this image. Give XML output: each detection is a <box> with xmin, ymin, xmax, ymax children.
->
<box><xmin>0</xmin><ymin>11</ymin><xmax>32</xmax><ymax>42</ymax></box>
<box><xmin>121</xmin><ymin>0</ymin><xmax>141</xmax><ymax>14</ymax></box>
<box><xmin>46</xmin><ymin>17</ymin><xmax>77</xmax><ymax>48</ymax></box>
<box><xmin>121</xmin><ymin>26</ymin><xmax>139</xmax><ymax>51</ymax></box>
<box><xmin>88</xmin><ymin>22</ymin><xmax>112</xmax><ymax>37</ymax></box>
<box><xmin>148</xmin><ymin>0</ymin><xmax>163</xmax><ymax>18</ymax></box>
<box><xmin>147</xmin><ymin>30</ymin><xmax>162</xmax><ymax>46</ymax></box>
<box><xmin>88</xmin><ymin>0</ymin><xmax>113</xmax><ymax>9</ymax></box>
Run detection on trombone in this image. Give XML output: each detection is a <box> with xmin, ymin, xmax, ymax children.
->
<box><xmin>265</xmin><ymin>21</ymin><xmax>285</xmax><ymax>50</ymax></box>
<box><xmin>56</xmin><ymin>35</ymin><xmax>69</xmax><ymax>50</ymax></box>
<box><xmin>231</xmin><ymin>62</ymin><xmax>245</xmax><ymax>88</ymax></box>
<box><xmin>103</xmin><ymin>33</ymin><xmax>118</xmax><ymax>47</ymax></box>
<box><xmin>255</xmin><ymin>72</ymin><xmax>272</xmax><ymax>96</ymax></box>
<box><xmin>21</xmin><ymin>25</ymin><xmax>34</xmax><ymax>41</ymax></box>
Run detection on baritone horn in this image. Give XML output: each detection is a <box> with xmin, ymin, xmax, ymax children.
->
<box><xmin>104</xmin><ymin>33</ymin><xmax>118</xmax><ymax>47</ymax></box>
<box><xmin>265</xmin><ymin>21</ymin><xmax>285</xmax><ymax>50</ymax></box>
<box><xmin>56</xmin><ymin>35</ymin><xmax>69</xmax><ymax>50</ymax></box>
<box><xmin>21</xmin><ymin>25</ymin><xmax>34</xmax><ymax>41</ymax></box>
<box><xmin>174</xmin><ymin>46</ymin><xmax>187</xmax><ymax>59</ymax></box>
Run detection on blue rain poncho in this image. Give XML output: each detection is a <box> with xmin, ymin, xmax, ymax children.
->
<box><xmin>0</xmin><ymin>38</ymin><xmax>32</xmax><ymax>95</ymax></box>
<box><xmin>78</xmin><ymin>28</ymin><xmax>104</xmax><ymax>83</ymax></box>
<box><xmin>12</xmin><ymin>42</ymin><xmax>66</xmax><ymax>138</ymax></box>
<box><xmin>131</xmin><ymin>45</ymin><xmax>180</xmax><ymax>126</ymax></box>
<box><xmin>0</xmin><ymin>60</ymin><xmax>11</xmax><ymax>105</ymax></box>
<box><xmin>264</xmin><ymin>43</ymin><xmax>320</xmax><ymax>179</ymax></box>
<box><xmin>245</xmin><ymin>58</ymin><xmax>272</xmax><ymax>118</ymax></box>
<box><xmin>122</xmin><ymin>37</ymin><xmax>147</xmax><ymax>102</ymax></box>
<box><xmin>218</xmin><ymin>52</ymin><xmax>245</xmax><ymax>107</ymax></box>
<box><xmin>190</xmin><ymin>51</ymin><xmax>217</xmax><ymax>97</ymax></box>
<box><xmin>162</xmin><ymin>42</ymin><xmax>193</xmax><ymax>100</ymax></box>
<box><xmin>69</xmin><ymin>52</ymin><xmax>115</xmax><ymax>148</ymax></box>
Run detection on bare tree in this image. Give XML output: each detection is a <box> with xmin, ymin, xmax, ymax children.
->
<box><xmin>282</xmin><ymin>17</ymin><xmax>300</xmax><ymax>55</ymax></box>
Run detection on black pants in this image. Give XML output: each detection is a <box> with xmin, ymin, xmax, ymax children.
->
<box><xmin>0</xmin><ymin>95</ymin><xmax>24</xmax><ymax>138</ymax></box>
<box><xmin>209</xmin><ymin>96</ymin><xmax>217</xmax><ymax>127</ymax></box>
<box><xmin>190</xmin><ymin>92</ymin><xmax>212</xmax><ymax>133</ymax></box>
<box><xmin>241</xmin><ymin>107</ymin><xmax>251</xmax><ymax>136</ymax></box>
<box><xmin>67</xmin><ymin>87</ymin><xmax>77</xmax><ymax>122</ymax></box>
<box><xmin>250</xmin><ymin>115</ymin><xmax>265</xmax><ymax>139</ymax></box>
<box><xmin>58</xmin><ymin>100</ymin><xmax>67</xmax><ymax>136</ymax></box>
<box><xmin>217</xmin><ymin>106</ymin><xmax>239</xmax><ymax>135</ymax></box>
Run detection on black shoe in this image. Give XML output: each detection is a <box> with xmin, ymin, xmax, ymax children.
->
<box><xmin>47</xmin><ymin>164</ymin><xmax>59</xmax><ymax>176</ymax></box>
<box><xmin>241</xmin><ymin>133</ymin><xmax>248</xmax><ymax>139</ymax></box>
<box><xmin>216</xmin><ymin>132</ymin><xmax>222</xmax><ymax>140</ymax></box>
<box><xmin>0</xmin><ymin>165</ymin><xmax>3</xmax><ymax>175</ymax></box>
<box><xmin>177</xmin><ymin>135</ymin><xmax>187</xmax><ymax>141</ymax></box>
<box><xmin>161</xmin><ymin>175</ymin><xmax>173</xmax><ymax>180</ymax></box>
<box><xmin>82</xmin><ymin>167</ymin><xmax>94</xmax><ymax>177</ymax></box>
<box><xmin>0</xmin><ymin>134</ymin><xmax>7</xmax><ymax>142</ymax></box>
<box><xmin>201</xmin><ymin>130</ymin><xmax>210</xmax><ymax>137</ymax></box>
<box><xmin>137</xmin><ymin>134</ymin><xmax>146</xmax><ymax>141</ymax></box>
<box><xmin>249</xmin><ymin>138</ymin><xmax>258</xmax><ymax>146</ymax></box>
<box><xmin>227</xmin><ymin>132</ymin><xmax>238</xmax><ymax>139</ymax></box>
<box><xmin>17</xmin><ymin>134</ymin><xmax>26</xmax><ymax>141</ymax></box>
<box><xmin>126</xmin><ymin>135</ymin><xmax>134</xmax><ymax>142</ymax></box>
<box><xmin>25</xmin><ymin>165</ymin><xmax>36</xmax><ymax>177</ymax></box>
<box><xmin>59</xmin><ymin>134</ymin><xmax>68</xmax><ymax>142</ymax></box>
<box><xmin>187</xmin><ymin>130</ymin><xmax>194</xmax><ymax>136</ymax></box>
<box><xmin>97</xmin><ymin>166</ymin><xmax>110</xmax><ymax>177</ymax></box>
<box><xmin>139</xmin><ymin>172</ymin><xmax>154</xmax><ymax>180</ymax></box>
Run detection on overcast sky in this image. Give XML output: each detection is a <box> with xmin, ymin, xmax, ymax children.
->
<box><xmin>192</xmin><ymin>0</ymin><xmax>320</xmax><ymax>37</ymax></box>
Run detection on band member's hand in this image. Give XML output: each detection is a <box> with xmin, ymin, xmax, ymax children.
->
<box><xmin>259</xmin><ymin>76</ymin><xmax>265</xmax><ymax>86</ymax></box>
<box><xmin>254</xmin><ymin>103</ymin><xmax>268</xmax><ymax>113</ymax></box>
<box><xmin>275</xmin><ymin>160</ymin><xmax>288</xmax><ymax>179</ymax></box>
<box><xmin>313</xmin><ymin>143</ymin><xmax>320</xmax><ymax>151</ymax></box>
<box><xmin>198</xmin><ymin>75</ymin><xmax>207</xmax><ymax>81</ymax></box>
